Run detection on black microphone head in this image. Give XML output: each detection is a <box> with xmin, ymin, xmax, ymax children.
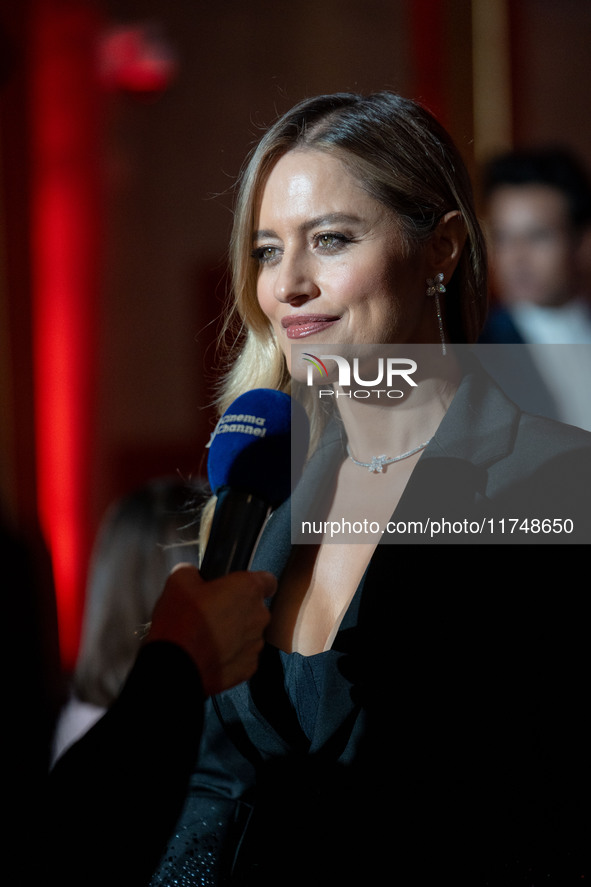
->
<box><xmin>207</xmin><ymin>389</ymin><xmax>310</xmax><ymax>508</ymax></box>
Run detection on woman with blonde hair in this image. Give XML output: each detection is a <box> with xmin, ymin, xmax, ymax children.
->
<box><xmin>150</xmin><ymin>92</ymin><xmax>590</xmax><ymax>886</ymax></box>
<box><xmin>210</xmin><ymin>91</ymin><xmax>486</xmax><ymax>425</ymax></box>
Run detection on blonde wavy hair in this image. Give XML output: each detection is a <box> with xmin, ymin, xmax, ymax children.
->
<box><xmin>199</xmin><ymin>91</ymin><xmax>488</xmax><ymax>556</ymax></box>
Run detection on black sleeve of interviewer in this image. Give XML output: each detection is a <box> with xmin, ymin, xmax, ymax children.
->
<box><xmin>40</xmin><ymin>641</ymin><xmax>205</xmax><ymax>887</ymax></box>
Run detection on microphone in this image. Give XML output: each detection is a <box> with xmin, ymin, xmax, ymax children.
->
<box><xmin>199</xmin><ymin>389</ymin><xmax>310</xmax><ymax>580</ymax></box>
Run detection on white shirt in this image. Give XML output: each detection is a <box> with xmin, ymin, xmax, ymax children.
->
<box><xmin>508</xmin><ymin>300</ymin><xmax>591</xmax><ymax>431</ymax></box>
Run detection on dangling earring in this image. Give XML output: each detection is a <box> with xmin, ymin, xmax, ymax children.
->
<box><xmin>426</xmin><ymin>272</ymin><xmax>447</xmax><ymax>356</ymax></box>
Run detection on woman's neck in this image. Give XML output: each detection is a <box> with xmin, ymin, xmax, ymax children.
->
<box><xmin>334</xmin><ymin>351</ymin><xmax>461</xmax><ymax>460</ymax></box>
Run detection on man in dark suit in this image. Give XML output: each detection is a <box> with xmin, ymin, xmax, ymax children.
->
<box><xmin>478</xmin><ymin>148</ymin><xmax>591</xmax><ymax>429</ymax></box>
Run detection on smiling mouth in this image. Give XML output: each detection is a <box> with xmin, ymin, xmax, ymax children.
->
<box><xmin>281</xmin><ymin>315</ymin><xmax>340</xmax><ymax>339</ymax></box>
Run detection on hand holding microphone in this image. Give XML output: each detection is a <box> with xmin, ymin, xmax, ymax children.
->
<box><xmin>147</xmin><ymin>565</ymin><xmax>277</xmax><ymax>695</ymax></box>
<box><xmin>148</xmin><ymin>389</ymin><xmax>309</xmax><ymax>692</ymax></box>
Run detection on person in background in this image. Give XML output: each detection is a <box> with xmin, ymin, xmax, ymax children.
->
<box><xmin>478</xmin><ymin>147</ymin><xmax>591</xmax><ymax>428</ymax></box>
<box><xmin>480</xmin><ymin>147</ymin><xmax>591</xmax><ymax>341</ymax></box>
<box><xmin>41</xmin><ymin>487</ymin><xmax>276</xmax><ymax>887</ymax></box>
<box><xmin>4</xmin><ymin>510</ymin><xmax>64</xmax><ymax>887</ymax></box>
<box><xmin>50</xmin><ymin>476</ymin><xmax>206</xmax><ymax>763</ymax></box>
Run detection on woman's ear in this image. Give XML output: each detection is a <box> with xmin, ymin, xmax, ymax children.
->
<box><xmin>427</xmin><ymin>210</ymin><xmax>467</xmax><ymax>279</ymax></box>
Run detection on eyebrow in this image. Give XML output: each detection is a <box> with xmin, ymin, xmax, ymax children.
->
<box><xmin>252</xmin><ymin>212</ymin><xmax>363</xmax><ymax>242</ymax></box>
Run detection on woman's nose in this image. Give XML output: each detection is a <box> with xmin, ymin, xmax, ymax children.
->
<box><xmin>274</xmin><ymin>251</ymin><xmax>320</xmax><ymax>306</ymax></box>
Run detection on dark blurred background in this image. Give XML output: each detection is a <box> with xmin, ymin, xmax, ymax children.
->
<box><xmin>2</xmin><ymin>0</ymin><xmax>591</xmax><ymax>671</ymax></box>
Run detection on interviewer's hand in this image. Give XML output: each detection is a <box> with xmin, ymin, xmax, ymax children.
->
<box><xmin>146</xmin><ymin>564</ymin><xmax>276</xmax><ymax>695</ymax></box>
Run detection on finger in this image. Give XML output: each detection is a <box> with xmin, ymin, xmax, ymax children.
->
<box><xmin>249</xmin><ymin>570</ymin><xmax>278</xmax><ymax>597</ymax></box>
<box><xmin>169</xmin><ymin>561</ymin><xmax>202</xmax><ymax>579</ymax></box>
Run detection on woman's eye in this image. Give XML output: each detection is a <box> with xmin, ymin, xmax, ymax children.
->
<box><xmin>252</xmin><ymin>245</ymin><xmax>280</xmax><ymax>264</ymax></box>
<box><xmin>315</xmin><ymin>232</ymin><xmax>350</xmax><ymax>250</ymax></box>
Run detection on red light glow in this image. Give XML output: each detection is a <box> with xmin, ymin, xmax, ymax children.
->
<box><xmin>30</xmin><ymin>0</ymin><xmax>102</xmax><ymax>670</ymax></box>
<box><xmin>97</xmin><ymin>23</ymin><xmax>177</xmax><ymax>94</ymax></box>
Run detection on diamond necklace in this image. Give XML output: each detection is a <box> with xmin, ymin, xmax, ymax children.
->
<box><xmin>346</xmin><ymin>439</ymin><xmax>432</xmax><ymax>474</ymax></box>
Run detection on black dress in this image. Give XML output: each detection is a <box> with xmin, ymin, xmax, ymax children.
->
<box><xmin>148</xmin><ymin>581</ymin><xmax>368</xmax><ymax>886</ymax></box>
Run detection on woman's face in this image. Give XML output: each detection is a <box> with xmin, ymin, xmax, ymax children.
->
<box><xmin>253</xmin><ymin>149</ymin><xmax>432</xmax><ymax>374</ymax></box>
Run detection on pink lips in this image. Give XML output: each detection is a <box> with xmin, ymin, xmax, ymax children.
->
<box><xmin>281</xmin><ymin>314</ymin><xmax>340</xmax><ymax>339</ymax></box>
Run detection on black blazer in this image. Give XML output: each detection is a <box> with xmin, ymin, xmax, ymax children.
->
<box><xmin>266</xmin><ymin>352</ymin><xmax>591</xmax><ymax>556</ymax></box>
<box><xmin>41</xmin><ymin>643</ymin><xmax>206</xmax><ymax>887</ymax></box>
<box><xmin>243</xmin><ymin>355</ymin><xmax>591</xmax><ymax>883</ymax></box>
<box><xmin>478</xmin><ymin>305</ymin><xmax>525</xmax><ymax>344</ymax></box>
<box><xmin>165</xmin><ymin>356</ymin><xmax>589</xmax><ymax>885</ymax></box>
